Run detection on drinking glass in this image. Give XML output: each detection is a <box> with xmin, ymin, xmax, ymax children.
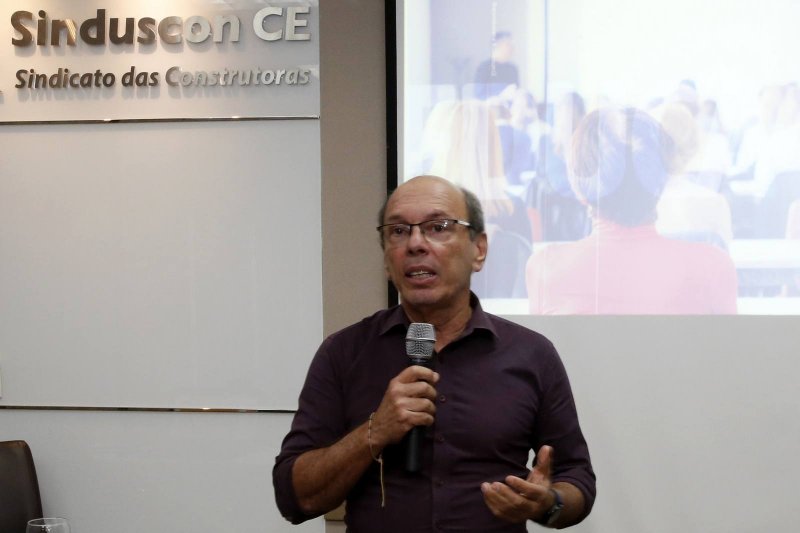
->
<box><xmin>26</xmin><ymin>518</ymin><xmax>70</xmax><ymax>533</ymax></box>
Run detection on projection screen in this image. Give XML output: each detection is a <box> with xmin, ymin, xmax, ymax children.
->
<box><xmin>398</xmin><ymin>0</ymin><xmax>800</xmax><ymax>317</ymax></box>
<box><xmin>395</xmin><ymin>1</ymin><xmax>800</xmax><ymax>532</ymax></box>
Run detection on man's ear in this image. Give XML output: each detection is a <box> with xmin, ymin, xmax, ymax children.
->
<box><xmin>472</xmin><ymin>232</ymin><xmax>488</xmax><ymax>272</ymax></box>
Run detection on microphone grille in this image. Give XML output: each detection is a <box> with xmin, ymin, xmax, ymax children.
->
<box><xmin>406</xmin><ymin>322</ymin><xmax>436</xmax><ymax>361</ymax></box>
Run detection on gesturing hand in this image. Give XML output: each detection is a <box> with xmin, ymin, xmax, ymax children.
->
<box><xmin>368</xmin><ymin>365</ymin><xmax>439</xmax><ymax>452</ymax></box>
<box><xmin>480</xmin><ymin>445</ymin><xmax>556</xmax><ymax>524</ymax></box>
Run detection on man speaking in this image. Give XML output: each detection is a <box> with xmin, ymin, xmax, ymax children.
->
<box><xmin>273</xmin><ymin>176</ymin><xmax>595</xmax><ymax>531</ymax></box>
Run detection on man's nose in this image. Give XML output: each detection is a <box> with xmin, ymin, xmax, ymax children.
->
<box><xmin>405</xmin><ymin>225</ymin><xmax>429</xmax><ymax>252</ymax></box>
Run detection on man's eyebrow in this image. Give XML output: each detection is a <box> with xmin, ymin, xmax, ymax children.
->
<box><xmin>383</xmin><ymin>210</ymin><xmax>451</xmax><ymax>223</ymax></box>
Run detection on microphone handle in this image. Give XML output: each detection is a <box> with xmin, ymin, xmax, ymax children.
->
<box><xmin>404</xmin><ymin>355</ymin><xmax>432</xmax><ymax>473</ymax></box>
<box><xmin>404</xmin><ymin>425</ymin><xmax>424</xmax><ymax>472</ymax></box>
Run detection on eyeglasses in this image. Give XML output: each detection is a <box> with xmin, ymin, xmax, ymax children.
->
<box><xmin>376</xmin><ymin>218</ymin><xmax>472</xmax><ymax>245</ymax></box>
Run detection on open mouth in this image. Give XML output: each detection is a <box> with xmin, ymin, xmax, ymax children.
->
<box><xmin>406</xmin><ymin>269</ymin><xmax>435</xmax><ymax>280</ymax></box>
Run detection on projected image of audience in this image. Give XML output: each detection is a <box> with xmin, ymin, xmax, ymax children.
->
<box><xmin>399</xmin><ymin>0</ymin><xmax>800</xmax><ymax>315</ymax></box>
<box><xmin>525</xmin><ymin>107</ymin><xmax>738</xmax><ymax>314</ymax></box>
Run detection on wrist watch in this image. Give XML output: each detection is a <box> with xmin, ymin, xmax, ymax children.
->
<box><xmin>539</xmin><ymin>488</ymin><xmax>564</xmax><ymax>526</ymax></box>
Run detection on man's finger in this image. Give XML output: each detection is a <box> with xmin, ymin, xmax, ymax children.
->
<box><xmin>401</xmin><ymin>380</ymin><xmax>438</xmax><ymax>400</ymax></box>
<box><xmin>505</xmin><ymin>476</ymin><xmax>548</xmax><ymax>503</ymax></box>
<box><xmin>481</xmin><ymin>482</ymin><xmax>516</xmax><ymax>512</ymax></box>
<box><xmin>527</xmin><ymin>445</ymin><xmax>553</xmax><ymax>486</ymax></box>
<box><xmin>397</xmin><ymin>365</ymin><xmax>439</xmax><ymax>384</ymax></box>
<box><xmin>481</xmin><ymin>481</ymin><xmax>534</xmax><ymax>523</ymax></box>
<box><xmin>401</xmin><ymin>397</ymin><xmax>437</xmax><ymax>416</ymax></box>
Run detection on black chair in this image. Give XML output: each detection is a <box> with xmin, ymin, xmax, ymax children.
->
<box><xmin>0</xmin><ymin>440</ymin><xmax>43</xmax><ymax>533</ymax></box>
<box><xmin>525</xmin><ymin>175</ymin><xmax>590</xmax><ymax>242</ymax></box>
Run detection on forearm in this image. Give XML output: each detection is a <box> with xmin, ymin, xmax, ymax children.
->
<box><xmin>547</xmin><ymin>482</ymin><xmax>585</xmax><ymax>529</ymax></box>
<box><xmin>288</xmin><ymin>365</ymin><xmax>439</xmax><ymax>517</ymax></box>
<box><xmin>291</xmin><ymin>421</ymin><xmax>375</xmax><ymax>516</ymax></box>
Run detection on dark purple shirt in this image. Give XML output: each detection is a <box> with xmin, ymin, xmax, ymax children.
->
<box><xmin>273</xmin><ymin>296</ymin><xmax>595</xmax><ymax>532</ymax></box>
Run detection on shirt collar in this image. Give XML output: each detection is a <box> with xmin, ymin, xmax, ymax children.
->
<box><xmin>378</xmin><ymin>304</ymin><xmax>410</xmax><ymax>336</ymax></box>
<box><xmin>378</xmin><ymin>292</ymin><xmax>499</xmax><ymax>341</ymax></box>
<box><xmin>464</xmin><ymin>292</ymin><xmax>499</xmax><ymax>340</ymax></box>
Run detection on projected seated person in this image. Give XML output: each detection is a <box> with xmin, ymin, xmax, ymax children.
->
<box><xmin>733</xmin><ymin>84</ymin><xmax>784</xmax><ymax>194</ymax></box>
<box><xmin>529</xmin><ymin>92</ymin><xmax>591</xmax><ymax>241</ymax></box>
<box><xmin>538</xmin><ymin>92</ymin><xmax>587</xmax><ymax>200</ymax></box>
<box><xmin>526</xmin><ymin>108</ymin><xmax>738</xmax><ymax>315</ymax></box>
<box><xmin>655</xmin><ymin>103</ymin><xmax>733</xmax><ymax>248</ymax></box>
<box><xmin>493</xmin><ymin>100</ymin><xmax>534</xmax><ymax>186</ymax></box>
<box><xmin>274</xmin><ymin>176</ymin><xmax>596</xmax><ymax>531</ymax></box>
<box><xmin>426</xmin><ymin>99</ymin><xmax>531</xmax><ymax>297</ymax></box>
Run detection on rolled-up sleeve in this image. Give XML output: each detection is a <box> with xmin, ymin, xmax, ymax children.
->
<box><xmin>273</xmin><ymin>335</ymin><xmax>347</xmax><ymax>524</ymax></box>
<box><xmin>532</xmin><ymin>343</ymin><xmax>597</xmax><ymax>523</ymax></box>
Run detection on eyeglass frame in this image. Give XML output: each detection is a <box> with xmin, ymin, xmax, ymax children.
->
<box><xmin>376</xmin><ymin>218</ymin><xmax>474</xmax><ymax>245</ymax></box>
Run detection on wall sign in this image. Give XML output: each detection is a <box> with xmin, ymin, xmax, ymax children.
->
<box><xmin>1</xmin><ymin>0</ymin><xmax>319</xmax><ymax>122</ymax></box>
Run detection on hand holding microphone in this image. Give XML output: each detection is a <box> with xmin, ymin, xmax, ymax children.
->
<box><xmin>368</xmin><ymin>323</ymin><xmax>438</xmax><ymax>471</ymax></box>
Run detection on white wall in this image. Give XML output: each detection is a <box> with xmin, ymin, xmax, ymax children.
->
<box><xmin>1</xmin><ymin>1</ymin><xmax>388</xmax><ymax>532</ymax></box>
<box><xmin>0</xmin><ymin>120</ymin><xmax>321</xmax><ymax>410</ymax></box>
<box><xmin>1</xmin><ymin>410</ymin><xmax>320</xmax><ymax>533</ymax></box>
<box><xmin>515</xmin><ymin>315</ymin><xmax>800</xmax><ymax>532</ymax></box>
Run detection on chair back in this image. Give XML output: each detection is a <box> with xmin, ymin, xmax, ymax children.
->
<box><xmin>472</xmin><ymin>228</ymin><xmax>532</xmax><ymax>298</ymax></box>
<box><xmin>0</xmin><ymin>440</ymin><xmax>44</xmax><ymax>533</ymax></box>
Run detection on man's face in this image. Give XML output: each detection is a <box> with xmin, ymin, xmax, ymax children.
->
<box><xmin>381</xmin><ymin>177</ymin><xmax>487</xmax><ymax>318</ymax></box>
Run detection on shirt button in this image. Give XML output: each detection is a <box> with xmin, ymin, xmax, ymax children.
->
<box><xmin>438</xmin><ymin>394</ymin><xmax>446</xmax><ymax>402</ymax></box>
<box><xmin>435</xmin><ymin>434</ymin><xmax>445</xmax><ymax>443</ymax></box>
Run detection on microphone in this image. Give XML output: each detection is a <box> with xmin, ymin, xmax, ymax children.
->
<box><xmin>404</xmin><ymin>322</ymin><xmax>436</xmax><ymax>473</ymax></box>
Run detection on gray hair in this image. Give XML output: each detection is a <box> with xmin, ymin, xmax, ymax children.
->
<box><xmin>460</xmin><ymin>186</ymin><xmax>485</xmax><ymax>235</ymax></box>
